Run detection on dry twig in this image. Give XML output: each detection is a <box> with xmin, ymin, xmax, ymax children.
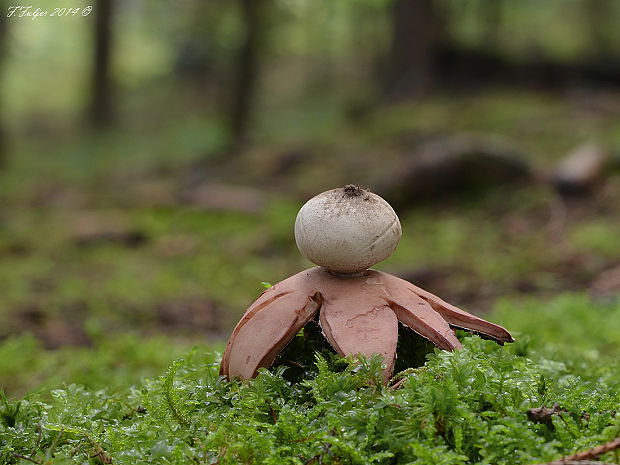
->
<box><xmin>536</xmin><ymin>435</ymin><xmax>620</xmax><ymax>465</ymax></box>
<box><xmin>545</xmin><ymin>462</ymin><xmax>616</xmax><ymax>465</ymax></box>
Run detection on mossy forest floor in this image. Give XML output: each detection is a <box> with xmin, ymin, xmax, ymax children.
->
<box><xmin>1</xmin><ymin>89</ymin><xmax>620</xmax><ymax>463</ymax></box>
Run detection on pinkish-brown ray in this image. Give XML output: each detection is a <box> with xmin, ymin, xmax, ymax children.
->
<box><xmin>343</xmin><ymin>271</ymin><xmax>459</xmax><ymax>350</ymax></box>
<box><xmin>223</xmin><ymin>290</ymin><xmax>322</xmax><ymax>379</ymax></box>
<box><xmin>330</xmin><ymin>270</ymin><xmax>463</xmax><ymax>351</ymax></box>
<box><xmin>220</xmin><ymin>269</ymin><xmax>323</xmax><ymax>376</ymax></box>
<box><xmin>382</xmin><ymin>272</ymin><xmax>513</xmax><ymax>343</ymax></box>
<box><xmin>319</xmin><ymin>297</ymin><xmax>398</xmax><ymax>383</ymax></box>
<box><xmin>386</xmin><ymin>296</ymin><xmax>462</xmax><ymax>351</ymax></box>
<box><xmin>221</xmin><ymin>267</ymin><xmax>513</xmax><ymax>382</ymax></box>
<box><xmin>316</xmin><ymin>270</ymin><xmax>406</xmax><ymax>382</ymax></box>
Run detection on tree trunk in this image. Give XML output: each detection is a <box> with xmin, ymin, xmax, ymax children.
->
<box><xmin>585</xmin><ymin>0</ymin><xmax>614</xmax><ymax>57</ymax></box>
<box><xmin>230</xmin><ymin>0</ymin><xmax>265</xmax><ymax>148</ymax></box>
<box><xmin>0</xmin><ymin>4</ymin><xmax>7</xmax><ymax>167</ymax></box>
<box><xmin>383</xmin><ymin>0</ymin><xmax>441</xmax><ymax>101</ymax></box>
<box><xmin>90</xmin><ymin>0</ymin><xmax>114</xmax><ymax>128</ymax></box>
<box><xmin>480</xmin><ymin>0</ymin><xmax>502</xmax><ymax>49</ymax></box>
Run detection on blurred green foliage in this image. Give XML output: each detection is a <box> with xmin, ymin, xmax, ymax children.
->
<box><xmin>0</xmin><ymin>332</ymin><xmax>211</xmax><ymax>397</ymax></box>
<box><xmin>4</xmin><ymin>0</ymin><xmax>620</xmax><ymax>132</ymax></box>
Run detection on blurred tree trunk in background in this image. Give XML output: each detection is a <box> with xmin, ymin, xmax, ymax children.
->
<box><xmin>90</xmin><ymin>0</ymin><xmax>115</xmax><ymax>128</ymax></box>
<box><xmin>480</xmin><ymin>0</ymin><xmax>502</xmax><ymax>50</ymax></box>
<box><xmin>585</xmin><ymin>0</ymin><xmax>615</xmax><ymax>57</ymax></box>
<box><xmin>383</xmin><ymin>0</ymin><xmax>441</xmax><ymax>101</ymax></box>
<box><xmin>230</xmin><ymin>0</ymin><xmax>266</xmax><ymax>148</ymax></box>
<box><xmin>0</xmin><ymin>5</ymin><xmax>7</xmax><ymax>167</ymax></box>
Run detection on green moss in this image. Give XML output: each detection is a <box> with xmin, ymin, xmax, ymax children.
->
<box><xmin>2</xmin><ymin>295</ymin><xmax>620</xmax><ymax>464</ymax></box>
<box><xmin>2</xmin><ymin>334</ymin><xmax>619</xmax><ymax>464</ymax></box>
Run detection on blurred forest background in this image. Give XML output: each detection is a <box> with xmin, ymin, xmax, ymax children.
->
<box><xmin>1</xmin><ymin>0</ymin><xmax>620</xmax><ymax>397</ymax></box>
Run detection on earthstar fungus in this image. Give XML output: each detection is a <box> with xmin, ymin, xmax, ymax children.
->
<box><xmin>220</xmin><ymin>186</ymin><xmax>513</xmax><ymax>383</ymax></box>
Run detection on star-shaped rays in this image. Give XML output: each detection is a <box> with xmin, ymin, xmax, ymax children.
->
<box><xmin>220</xmin><ymin>267</ymin><xmax>513</xmax><ymax>383</ymax></box>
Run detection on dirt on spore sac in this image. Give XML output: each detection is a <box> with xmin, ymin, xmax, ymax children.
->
<box><xmin>343</xmin><ymin>184</ymin><xmax>364</xmax><ymax>197</ymax></box>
